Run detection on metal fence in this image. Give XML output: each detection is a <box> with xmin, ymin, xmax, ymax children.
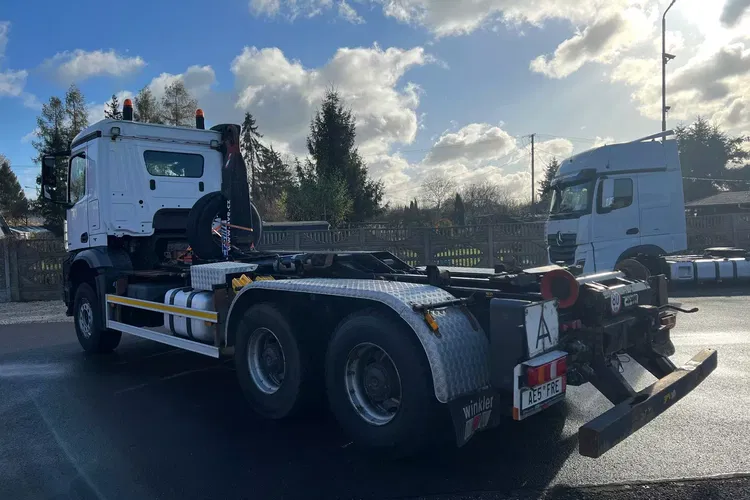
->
<box><xmin>1</xmin><ymin>214</ymin><xmax>746</xmax><ymax>302</ymax></box>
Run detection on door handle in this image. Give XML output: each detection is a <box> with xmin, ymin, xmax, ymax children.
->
<box><xmin>626</xmin><ymin>227</ymin><xmax>639</xmax><ymax>235</ymax></box>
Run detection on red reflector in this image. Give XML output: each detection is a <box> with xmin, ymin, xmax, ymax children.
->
<box><xmin>526</xmin><ymin>356</ymin><xmax>568</xmax><ymax>387</ymax></box>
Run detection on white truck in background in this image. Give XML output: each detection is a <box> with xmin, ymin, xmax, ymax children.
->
<box><xmin>546</xmin><ymin>131</ymin><xmax>750</xmax><ymax>284</ymax></box>
<box><xmin>37</xmin><ymin>103</ymin><xmax>716</xmax><ymax>458</ymax></box>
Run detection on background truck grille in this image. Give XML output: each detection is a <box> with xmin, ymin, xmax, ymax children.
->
<box><xmin>547</xmin><ymin>233</ymin><xmax>577</xmax><ymax>265</ymax></box>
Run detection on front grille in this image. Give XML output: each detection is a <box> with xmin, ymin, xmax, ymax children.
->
<box><xmin>547</xmin><ymin>233</ymin><xmax>577</xmax><ymax>265</ymax></box>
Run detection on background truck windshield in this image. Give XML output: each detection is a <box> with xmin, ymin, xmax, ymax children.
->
<box><xmin>549</xmin><ymin>181</ymin><xmax>593</xmax><ymax>217</ymax></box>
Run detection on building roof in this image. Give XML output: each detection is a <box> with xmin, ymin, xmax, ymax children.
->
<box><xmin>685</xmin><ymin>191</ymin><xmax>750</xmax><ymax>207</ymax></box>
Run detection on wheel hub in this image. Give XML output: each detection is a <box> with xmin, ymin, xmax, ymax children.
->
<box><xmin>364</xmin><ymin>363</ymin><xmax>390</xmax><ymax>401</ymax></box>
<box><xmin>247</xmin><ymin>328</ymin><xmax>286</xmax><ymax>395</ymax></box>
<box><xmin>344</xmin><ymin>342</ymin><xmax>402</xmax><ymax>426</ymax></box>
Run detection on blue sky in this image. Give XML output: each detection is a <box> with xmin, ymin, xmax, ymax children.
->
<box><xmin>2</xmin><ymin>0</ymin><xmax>749</xmax><ymax>204</ymax></box>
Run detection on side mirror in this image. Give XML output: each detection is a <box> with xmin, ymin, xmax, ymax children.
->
<box><xmin>40</xmin><ymin>153</ymin><xmax>70</xmax><ymax>205</ymax></box>
<box><xmin>600</xmin><ymin>178</ymin><xmax>615</xmax><ymax>209</ymax></box>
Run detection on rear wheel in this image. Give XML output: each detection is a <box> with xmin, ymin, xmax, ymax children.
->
<box><xmin>616</xmin><ymin>258</ymin><xmax>651</xmax><ymax>281</ymax></box>
<box><xmin>73</xmin><ymin>283</ymin><xmax>121</xmax><ymax>353</ymax></box>
<box><xmin>325</xmin><ymin>309</ymin><xmax>442</xmax><ymax>456</ymax></box>
<box><xmin>234</xmin><ymin>303</ymin><xmax>314</xmax><ymax>419</ymax></box>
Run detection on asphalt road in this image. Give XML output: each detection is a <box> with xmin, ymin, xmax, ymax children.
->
<box><xmin>1</xmin><ymin>289</ymin><xmax>748</xmax><ymax>500</ymax></box>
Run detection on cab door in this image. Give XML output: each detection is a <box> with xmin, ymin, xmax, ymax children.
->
<box><xmin>591</xmin><ymin>175</ymin><xmax>640</xmax><ymax>270</ymax></box>
<box><xmin>66</xmin><ymin>149</ymin><xmax>90</xmax><ymax>251</ymax></box>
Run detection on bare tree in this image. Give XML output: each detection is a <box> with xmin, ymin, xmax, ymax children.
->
<box><xmin>420</xmin><ymin>175</ymin><xmax>456</xmax><ymax>212</ymax></box>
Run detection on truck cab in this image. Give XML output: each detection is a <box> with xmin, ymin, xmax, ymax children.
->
<box><xmin>545</xmin><ymin>131</ymin><xmax>688</xmax><ymax>273</ymax></box>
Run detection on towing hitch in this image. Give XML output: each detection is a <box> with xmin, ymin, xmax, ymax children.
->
<box><xmin>578</xmin><ymin>348</ymin><xmax>717</xmax><ymax>458</ymax></box>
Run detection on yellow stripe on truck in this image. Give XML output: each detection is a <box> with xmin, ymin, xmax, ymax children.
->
<box><xmin>106</xmin><ymin>294</ymin><xmax>218</xmax><ymax>322</ymax></box>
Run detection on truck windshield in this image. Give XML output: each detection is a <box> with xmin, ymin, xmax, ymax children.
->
<box><xmin>549</xmin><ymin>181</ymin><xmax>593</xmax><ymax>219</ymax></box>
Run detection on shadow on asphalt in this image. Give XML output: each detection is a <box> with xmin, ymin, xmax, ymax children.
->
<box><xmin>31</xmin><ymin>339</ymin><xmax>578</xmax><ymax>500</ymax></box>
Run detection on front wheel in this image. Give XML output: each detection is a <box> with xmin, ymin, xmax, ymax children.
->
<box><xmin>73</xmin><ymin>282</ymin><xmax>121</xmax><ymax>353</ymax></box>
<box><xmin>325</xmin><ymin>309</ymin><xmax>443</xmax><ymax>456</ymax></box>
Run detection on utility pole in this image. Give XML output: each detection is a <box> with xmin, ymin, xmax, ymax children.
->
<box><xmin>530</xmin><ymin>133</ymin><xmax>536</xmax><ymax>209</ymax></box>
<box><xmin>662</xmin><ymin>0</ymin><xmax>677</xmax><ymax>132</ymax></box>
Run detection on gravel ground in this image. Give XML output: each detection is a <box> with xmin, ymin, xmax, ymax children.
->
<box><xmin>0</xmin><ymin>300</ymin><xmax>70</xmax><ymax>325</ymax></box>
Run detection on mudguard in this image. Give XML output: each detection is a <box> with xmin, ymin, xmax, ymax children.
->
<box><xmin>226</xmin><ymin>278</ymin><xmax>490</xmax><ymax>403</ymax></box>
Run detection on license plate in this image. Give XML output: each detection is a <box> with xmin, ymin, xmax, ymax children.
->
<box><xmin>624</xmin><ymin>293</ymin><xmax>639</xmax><ymax>307</ymax></box>
<box><xmin>521</xmin><ymin>377</ymin><xmax>564</xmax><ymax>410</ymax></box>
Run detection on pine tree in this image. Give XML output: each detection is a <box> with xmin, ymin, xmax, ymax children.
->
<box><xmin>104</xmin><ymin>94</ymin><xmax>122</xmax><ymax>119</ymax></box>
<box><xmin>285</xmin><ymin>159</ymin><xmax>352</xmax><ymax>225</ymax></box>
<box><xmin>134</xmin><ymin>86</ymin><xmax>163</xmax><ymax>123</ymax></box>
<box><xmin>306</xmin><ymin>89</ymin><xmax>383</xmax><ymax>222</ymax></box>
<box><xmin>161</xmin><ymin>80</ymin><xmax>197</xmax><ymax>127</ymax></box>
<box><xmin>240</xmin><ymin>112</ymin><xmax>266</xmax><ymax>200</ymax></box>
<box><xmin>32</xmin><ymin>96</ymin><xmax>68</xmax><ymax>234</ymax></box>
<box><xmin>538</xmin><ymin>157</ymin><xmax>560</xmax><ymax>207</ymax></box>
<box><xmin>64</xmin><ymin>84</ymin><xmax>89</xmax><ymax>145</ymax></box>
<box><xmin>257</xmin><ymin>145</ymin><xmax>292</xmax><ymax>202</ymax></box>
<box><xmin>0</xmin><ymin>156</ymin><xmax>29</xmax><ymax>225</ymax></box>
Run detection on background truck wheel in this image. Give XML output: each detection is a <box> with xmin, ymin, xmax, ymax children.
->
<box><xmin>73</xmin><ymin>283</ymin><xmax>122</xmax><ymax>353</ymax></box>
<box><xmin>616</xmin><ymin>258</ymin><xmax>651</xmax><ymax>281</ymax></box>
<box><xmin>234</xmin><ymin>303</ymin><xmax>314</xmax><ymax>419</ymax></box>
<box><xmin>325</xmin><ymin>309</ymin><xmax>441</xmax><ymax>456</ymax></box>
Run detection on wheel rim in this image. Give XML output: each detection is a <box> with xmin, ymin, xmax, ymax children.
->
<box><xmin>345</xmin><ymin>342</ymin><xmax>402</xmax><ymax>426</ymax></box>
<box><xmin>247</xmin><ymin>327</ymin><xmax>286</xmax><ymax>394</ymax></box>
<box><xmin>79</xmin><ymin>300</ymin><xmax>93</xmax><ymax>339</ymax></box>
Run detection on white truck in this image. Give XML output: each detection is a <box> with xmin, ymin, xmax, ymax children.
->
<box><xmin>546</xmin><ymin>131</ymin><xmax>750</xmax><ymax>284</ymax></box>
<box><xmin>39</xmin><ymin>102</ymin><xmax>716</xmax><ymax>458</ymax></box>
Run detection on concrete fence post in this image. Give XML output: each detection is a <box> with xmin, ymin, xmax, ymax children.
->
<box><xmin>9</xmin><ymin>239</ymin><xmax>20</xmax><ymax>302</ymax></box>
<box><xmin>2</xmin><ymin>239</ymin><xmax>10</xmax><ymax>302</ymax></box>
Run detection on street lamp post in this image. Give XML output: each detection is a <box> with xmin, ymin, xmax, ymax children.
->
<box><xmin>662</xmin><ymin>0</ymin><xmax>677</xmax><ymax>132</ymax></box>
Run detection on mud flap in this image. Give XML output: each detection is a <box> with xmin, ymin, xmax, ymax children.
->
<box><xmin>447</xmin><ymin>388</ymin><xmax>504</xmax><ymax>447</ymax></box>
<box><xmin>578</xmin><ymin>348</ymin><xmax>717</xmax><ymax>458</ymax></box>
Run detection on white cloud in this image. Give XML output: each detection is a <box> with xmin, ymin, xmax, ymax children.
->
<box><xmin>424</xmin><ymin>123</ymin><xmax>516</xmax><ymax>165</ymax></box>
<box><xmin>249</xmin><ymin>0</ymin><xmax>333</xmax><ymax>19</ymax></box>
<box><xmin>611</xmin><ymin>39</ymin><xmax>750</xmax><ymax>135</ymax></box>
<box><xmin>148</xmin><ymin>65</ymin><xmax>217</xmax><ymax>100</ymax></box>
<box><xmin>230</xmin><ymin>44</ymin><xmax>430</xmax><ymax>156</ymax></box>
<box><xmin>0</xmin><ymin>21</ymin><xmax>9</xmax><ymax>57</ymax></box>
<box><xmin>339</xmin><ymin>1</ymin><xmax>365</xmax><ymax>23</ymax></box>
<box><xmin>44</xmin><ymin>49</ymin><xmax>146</xmax><ymax>82</ymax></box>
<box><xmin>0</xmin><ymin>21</ymin><xmax>32</xmax><ymax>102</ymax></box>
<box><xmin>530</xmin><ymin>9</ymin><xmax>653</xmax><ymax>78</ymax></box>
<box><xmin>20</xmin><ymin>128</ymin><xmax>39</xmax><ymax>144</ymax></box>
<box><xmin>377</xmin><ymin>123</ymin><xmax>573</xmax><ymax>205</ymax></box>
<box><xmin>0</xmin><ymin>68</ymin><xmax>26</xmax><ymax>97</ymax></box>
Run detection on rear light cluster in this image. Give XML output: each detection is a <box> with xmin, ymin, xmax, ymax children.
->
<box><xmin>526</xmin><ymin>356</ymin><xmax>567</xmax><ymax>387</ymax></box>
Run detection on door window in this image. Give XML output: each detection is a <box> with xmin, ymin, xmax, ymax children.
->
<box><xmin>69</xmin><ymin>154</ymin><xmax>87</xmax><ymax>204</ymax></box>
<box><xmin>597</xmin><ymin>178</ymin><xmax>633</xmax><ymax>212</ymax></box>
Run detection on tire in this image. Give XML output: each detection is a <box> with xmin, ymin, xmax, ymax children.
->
<box><xmin>234</xmin><ymin>303</ymin><xmax>314</xmax><ymax>419</ymax></box>
<box><xmin>73</xmin><ymin>282</ymin><xmax>122</xmax><ymax>353</ymax></box>
<box><xmin>616</xmin><ymin>258</ymin><xmax>651</xmax><ymax>281</ymax></box>
<box><xmin>325</xmin><ymin>309</ymin><xmax>442</xmax><ymax>456</ymax></box>
<box><xmin>186</xmin><ymin>191</ymin><xmax>227</xmax><ymax>260</ymax></box>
